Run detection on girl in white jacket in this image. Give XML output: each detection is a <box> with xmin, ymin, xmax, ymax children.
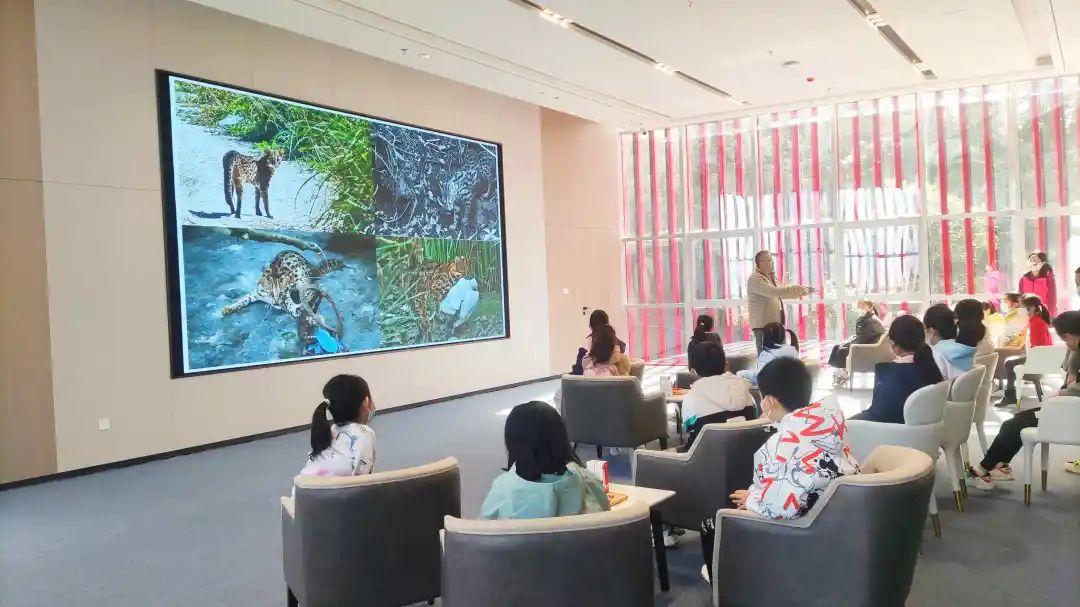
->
<box><xmin>737</xmin><ymin>322</ymin><xmax>799</xmax><ymax>385</ymax></box>
<box><xmin>683</xmin><ymin>340</ymin><xmax>756</xmax><ymax>450</ymax></box>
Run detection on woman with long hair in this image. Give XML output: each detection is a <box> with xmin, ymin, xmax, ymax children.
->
<box><xmin>570</xmin><ymin>309</ymin><xmax>627</xmax><ymax>375</ymax></box>
<box><xmin>954</xmin><ymin>298</ymin><xmax>994</xmax><ymax>356</ymax></box>
<box><xmin>851</xmin><ymin>315</ymin><xmax>944</xmax><ymax>423</ymax></box>
<box><xmin>581</xmin><ymin>324</ymin><xmax>630</xmax><ymax>376</ymax></box>
<box><xmin>1019</xmin><ymin>251</ymin><xmax>1057</xmax><ymax>316</ymax></box>
<box><xmin>829</xmin><ymin>299</ymin><xmax>885</xmax><ymax>386</ymax></box>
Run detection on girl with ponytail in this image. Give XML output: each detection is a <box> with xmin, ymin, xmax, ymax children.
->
<box><xmin>954</xmin><ymin>298</ymin><xmax>992</xmax><ymax>355</ymax></box>
<box><xmin>299</xmin><ymin>374</ymin><xmax>377</xmax><ymax>477</ymax></box>
<box><xmin>996</xmin><ymin>294</ymin><xmax>1054</xmax><ymax>406</ymax></box>
<box><xmin>851</xmin><ymin>315</ymin><xmax>944</xmax><ymax>424</ymax></box>
<box><xmin>687</xmin><ymin>314</ymin><xmax>724</xmax><ymax>371</ymax></box>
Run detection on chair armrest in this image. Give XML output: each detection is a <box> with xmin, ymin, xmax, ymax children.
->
<box><xmin>712</xmin><ymin>509</ymin><xmax>815</xmax><ymax>604</ymax></box>
<box><xmin>632</xmin><ymin>447</ymin><xmax>690</xmax><ymax>486</ymax></box>
<box><xmin>281</xmin><ymin>496</ymin><xmax>295</xmax><ymax>520</ymax></box>
<box><xmin>638</xmin><ymin>392</ymin><xmax>668</xmax><ymax>438</ymax></box>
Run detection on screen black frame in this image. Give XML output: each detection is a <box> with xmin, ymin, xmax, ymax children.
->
<box><xmin>155</xmin><ymin>69</ymin><xmax>511</xmax><ymax>378</ymax></box>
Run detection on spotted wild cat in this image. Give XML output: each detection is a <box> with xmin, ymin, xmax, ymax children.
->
<box><xmin>222</xmin><ymin>149</ymin><xmax>283</xmax><ymax>219</ymax></box>
<box><xmin>412</xmin><ymin>256</ymin><xmax>471</xmax><ymax>340</ymax></box>
<box><xmin>221</xmin><ymin>250</ymin><xmax>343</xmax><ymax>319</ymax></box>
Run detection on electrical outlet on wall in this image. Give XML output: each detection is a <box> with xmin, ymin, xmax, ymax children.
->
<box><xmin>98</xmin><ymin>417</ymin><xmax>110</xmax><ymax>431</ymax></box>
<box><xmin>562</xmin><ymin>287</ymin><xmax>570</xmax><ymax>295</ymax></box>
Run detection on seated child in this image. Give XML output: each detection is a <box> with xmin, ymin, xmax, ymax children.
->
<box><xmin>480</xmin><ymin>401</ymin><xmax>611</xmax><ymax>519</ymax></box>
<box><xmin>682</xmin><ymin>340</ymin><xmax>756</xmax><ymax>450</ymax></box>
<box><xmin>571</xmin><ymin>309</ymin><xmax>627</xmax><ymax>374</ymax></box>
<box><xmin>299</xmin><ymin>374</ymin><xmax>377</xmax><ymax>477</ymax></box>
<box><xmin>699</xmin><ymin>357</ymin><xmax>859</xmax><ymax>580</ymax></box>
<box><xmin>737</xmin><ymin>322</ymin><xmax>799</xmax><ymax>385</ymax></box>
<box><xmin>851</xmin><ymin>315</ymin><xmax>944</xmax><ymax>424</ymax></box>
<box><xmin>581</xmin><ymin>324</ymin><xmax>631</xmax><ymax>377</ymax></box>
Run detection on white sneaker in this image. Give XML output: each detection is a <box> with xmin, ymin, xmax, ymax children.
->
<box><xmin>989</xmin><ymin>464</ymin><xmax>1014</xmax><ymax>481</ymax></box>
<box><xmin>1066</xmin><ymin>459</ymin><xmax>1080</xmax><ymax>475</ymax></box>
<box><xmin>700</xmin><ymin>564</ymin><xmax>711</xmax><ymax>584</ymax></box>
<box><xmin>969</xmin><ymin>468</ymin><xmax>995</xmax><ymax>491</ymax></box>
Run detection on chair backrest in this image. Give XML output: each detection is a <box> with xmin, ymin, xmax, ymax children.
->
<box><xmin>674</xmin><ymin>370</ymin><xmax>700</xmax><ymax>390</ymax></box>
<box><xmin>726</xmin><ymin>353</ymin><xmax>757</xmax><ymax>374</ymax></box>
<box><xmin>1036</xmin><ymin>396</ymin><xmax>1080</xmax><ymax>445</ymax></box>
<box><xmin>903</xmin><ymin>381</ymin><xmax>949</xmax><ymax>426</ymax></box>
<box><xmin>786</xmin><ymin>328</ymin><xmax>800</xmax><ymax>350</ymax></box>
<box><xmin>442</xmin><ymin>504</ymin><xmax>654</xmax><ymax>607</ymax></box>
<box><xmin>1024</xmin><ymin>344</ymin><xmax>1069</xmax><ymax>374</ymax></box>
<box><xmin>291</xmin><ymin>458</ymin><xmax>461</xmax><ymax>607</ymax></box>
<box><xmin>560</xmin><ymin>375</ymin><xmax>644</xmax><ymax>446</ymax></box>
<box><xmin>973</xmin><ymin>352</ymin><xmax>999</xmax><ymax>424</ymax></box>
<box><xmin>714</xmin><ymin>446</ymin><xmax>933</xmax><ymax>607</ymax></box>
<box><xmin>640</xmin><ymin>419</ymin><xmax>772</xmax><ymax>529</ymax></box>
<box><xmin>848</xmin><ymin>335</ymin><xmax>894</xmax><ymax>373</ymax></box>
<box><xmin>948</xmin><ymin>365</ymin><xmax>985</xmax><ymax>403</ymax></box>
<box><xmin>629</xmin><ymin>359</ymin><xmax>645</xmax><ymax>381</ymax></box>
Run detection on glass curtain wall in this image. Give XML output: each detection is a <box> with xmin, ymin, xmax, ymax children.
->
<box><xmin>620</xmin><ymin>74</ymin><xmax>1080</xmax><ymax>363</ymax></box>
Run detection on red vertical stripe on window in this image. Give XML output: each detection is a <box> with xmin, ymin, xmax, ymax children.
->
<box><xmin>772</xmin><ymin>115</ymin><xmax>784</xmax><ymax>278</ymax></box>
<box><xmin>1052</xmin><ymin>83</ymin><xmax>1068</xmax><ymax>314</ymax></box>
<box><xmin>958</xmin><ymin>97</ymin><xmax>976</xmax><ymax>294</ymax></box>
<box><xmin>621</xmin><ymin>138</ymin><xmax>634</xmax><ymax>357</ymax></box>
<box><xmin>700</xmin><ymin>124</ymin><xmax>714</xmax><ymax>302</ymax></box>
<box><xmin>791</xmin><ymin>111</ymin><xmax>806</xmax><ymax>338</ymax></box>
<box><xmin>935</xmin><ymin>95</ymin><xmax>953</xmax><ymax>295</ymax></box>
<box><xmin>811</xmin><ymin>109</ymin><xmax>825</xmax><ymax>343</ymax></box>
<box><xmin>718</xmin><ymin>123</ymin><xmax>730</xmax><ymax>310</ymax></box>
<box><xmin>665</xmin><ymin>128</ymin><xmax>682</xmax><ymax>349</ymax></box>
<box><xmin>633</xmin><ymin>133</ymin><xmax>650</xmax><ymax>360</ymax></box>
<box><xmin>1031</xmin><ymin>89</ymin><xmax>1047</xmax><ymax>250</ymax></box>
<box><xmin>852</xmin><ymin>109</ymin><xmax>862</xmax><ymax>221</ymax></box>
<box><xmin>873</xmin><ymin>100</ymin><xmax>887</xmax><ymax>292</ymax></box>
<box><xmin>648</xmin><ymin>132</ymin><xmax>666</xmax><ymax>357</ymax></box>
<box><xmin>982</xmin><ymin>87</ymin><xmax>998</xmax><ymax>269</ymax></box>
<box><xmin>736</xmin><ymin>121</ymin><xmax>750</xmax><ymax>342</ymax></box>
<box><xmin>891</xmin><ymin>97</ymin><xmax>903</xmax><ymax>290</ymax></box>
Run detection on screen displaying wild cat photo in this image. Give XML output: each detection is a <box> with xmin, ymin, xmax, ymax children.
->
<box><xmin>156</xmin><ymin>71</ymin><xmax>508</xmax><ymax>377</ymax></box>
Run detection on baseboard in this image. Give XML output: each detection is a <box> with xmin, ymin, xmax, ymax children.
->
<box><xmin>0</xmin><ymin>374</ymin><xmax>559</xmax><ymax>491</ymax></box>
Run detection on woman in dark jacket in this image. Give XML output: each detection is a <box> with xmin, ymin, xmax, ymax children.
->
<box><xmin>851</xmin><ymin>315</ymin><xmax>944</xmax><ymax>424</ymax></box>
<box><xmin>830</xmin><ymin>300</ymin><xmax>885</xmax><ymax>386</ymax></box>
<box><xmin>687</xmin><ymin>314</ymin><xmax>723</xmax><ymax>371</ymax></box>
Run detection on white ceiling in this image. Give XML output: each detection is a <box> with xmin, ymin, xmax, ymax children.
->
<box><xmin>191</xmin><ymin>0</ymin><xmax>1080</xmax><ymax>129</ymax></box>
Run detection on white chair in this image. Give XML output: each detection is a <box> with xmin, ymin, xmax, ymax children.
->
<box><xmin>970</xmin><ymin>352</ymin><xmax>1000</xmax><ymax>460</ymax></box>
<box><xmin>1020</xmin><ymin>396</ymin><xmax>1080</xmax><ymax>506</ymax></box>
<box><xmin>1013</xmin><ymin>345</ymin><xmax>1068</xmax><ymax>403</ymax></box>
<box><xmin>846</xmin><ymin>381</ymin><xmax>950</xmax><ymax>537</ymax></box>
<box><xmin>846</xmin><ymin>335</ymin><xmax>894</xmax><ymax>388</ymax></box>
<box><xmin>941</xmin><ymin>365</ymin><xmax>985</xmax><ymax>509</ymax></box>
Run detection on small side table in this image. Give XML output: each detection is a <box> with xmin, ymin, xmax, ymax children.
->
<box><xmin>609</xmin><ymin>482</ymin><xmax>677</xmax><ymax>592</ymax></box>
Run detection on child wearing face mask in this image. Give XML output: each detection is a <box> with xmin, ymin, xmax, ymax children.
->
<box><xmin>299</xmin><ymin>374</ymin><xmax>377</xmax><ymax>477</ymax></box>
<box><xmin>697</xmin><ymin>357</ymin><xmax>859</xmax><ymax>582</ymax></box>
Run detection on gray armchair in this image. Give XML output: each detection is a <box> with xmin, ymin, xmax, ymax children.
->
<box><xmin>561</xmin><ymin>375</ymin><xmax>668</xmax><ymax>456</ymax></box>
<box><xmin>710</xmin><ymin>446</ymin><xmax>934</xmax><ymax>607</ymax></box>
<box><xmin>632</xmin><ymin>418</ymin><xmax>772</xmax><ymax>529</ymax></box>
<box><xmin>442</xmin><ymin>503</ymin><xmax>654</xmax><ymax>607</ymax></box>
<box><xmin>282</xmin><ymin>457</ymin><xmax>461</xmax><ymax>607</ymax></box>
<box><xmin>674</xmin><ymin>370</ymin><xmax>700</xmax><ymax>389</ymax></box>
<box><xmin>629</xmin><ymin>359</ymin><xmax>646</xmax><ymax>381</ymax></box>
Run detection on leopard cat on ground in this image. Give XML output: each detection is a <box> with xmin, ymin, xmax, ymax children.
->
<box><xmin>223</xmin><ymin>149</ymin><xmax>283</xmax><ymax>219</ymax></box>
<box><xmin>412</xmin><ymin>256</ymin><xmax>471</xmax><ymax>340</ymax></box>
<box><xmin>221</xmin><ymin>250</ymin><xmax>343</xmax><ymax>321</ymax></box>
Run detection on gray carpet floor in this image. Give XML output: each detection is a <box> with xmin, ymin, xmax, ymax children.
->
<box><xmin>1</xmin><ymin>374</ymin><xmax>1077</xmax><ymax>606</ymax></box>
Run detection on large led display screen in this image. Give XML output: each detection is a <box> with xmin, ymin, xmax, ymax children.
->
<box><xmin>157</xmin><ymin>72</ymin><xmax>508</xmax><ymax>376</ymax></box>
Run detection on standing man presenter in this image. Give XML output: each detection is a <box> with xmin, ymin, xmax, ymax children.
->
<box><xmin>747</xmin><ymin>251</ymin><xmax>813</xmax><ymax>352</ymax></box>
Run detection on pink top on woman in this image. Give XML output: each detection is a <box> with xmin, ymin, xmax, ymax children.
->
<box><xmin>1019</xmin><ymin>271</ymin><xmax>1057</xmax><ymax>317</ymax></box>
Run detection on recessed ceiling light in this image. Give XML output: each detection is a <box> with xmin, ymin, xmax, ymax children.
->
<box><xmin>418</xmin><ymin>53</ymin><xmax>431</xmax><ymax>60</ymax></box>
<box><xmin>654</xmin><ymin>62</ymin><xmax>677</xmax><ymax>75</ymax></box>
<box><xmin>540</xmin><ymin>8</ymin><xmax>572</xmax><ymax>28</ymax></box>
<box><xmin>866</xmin><ymin>13</ymin><xmax>886</xmax><ymax>28</ymax></box>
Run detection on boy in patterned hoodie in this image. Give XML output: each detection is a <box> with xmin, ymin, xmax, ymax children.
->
<box><xmin>699</xmin><ymin>357</ymin><xmax>860</xmax><ymax>580</ymax></box>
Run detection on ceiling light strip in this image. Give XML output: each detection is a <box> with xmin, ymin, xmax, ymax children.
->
<box><xmin>509</xmin><ymin>0</ymin><xmax>737</xmax><ymax>100</ymax></box>
<box><xmin>846</xmin><ymin>0</ymin><xmax>937</xmax><ymax>79</ymax></box>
